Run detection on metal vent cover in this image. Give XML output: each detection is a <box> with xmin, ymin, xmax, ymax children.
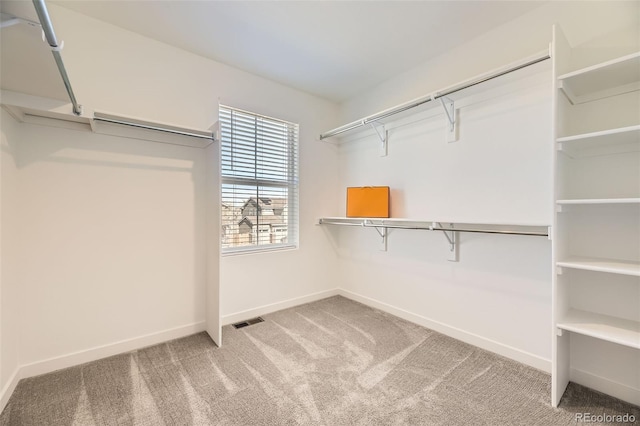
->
<box><xmin>233</xmin><ymin>317</ymin><xmax>264</xmax><ymax>329</ymax></box>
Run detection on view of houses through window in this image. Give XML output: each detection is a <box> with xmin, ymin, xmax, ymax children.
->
<box><xmin>220</xmin><ymin>105</ymin><xmax>298</xmax><ymax>252</ymax></box>
<box><xmin>221</xmin><ymin>186</ymin><xmax>290</xmax><ymax>248</ymax></box>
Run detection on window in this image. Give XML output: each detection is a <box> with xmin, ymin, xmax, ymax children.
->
<box><xmin>220</xmin><ymin>105</ymin><xmax>299</xmax><ymax>254</ymax></box>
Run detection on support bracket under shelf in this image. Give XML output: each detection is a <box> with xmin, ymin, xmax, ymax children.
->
<box><xmin>367</xmin><ymin>121</ymin><xmax>388</xmax><ymax>156</ymax></box>
<box><xmin>365</xmin><ymin>220</ymin><xmax>388</xmax><ymax>251</ymax></box>
<box><xmin>432</xmin><ymin>222</ymin><xmax>459</xmax><ymax>262</ymax></box>
<box><xmin>433</xmin><ymin>94</ymin><xmax>458</xmax><ymax>143</ymax></box>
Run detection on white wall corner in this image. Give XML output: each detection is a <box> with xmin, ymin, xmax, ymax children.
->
<box><xmin>0</xmin><ymin>367</ymin><xmax>20</xmax><ymax>416</ymax></box>
<box><xmin>570</xmin><ymin>368</ymin><xmax>640</xmax><ymax>407</ymax></box>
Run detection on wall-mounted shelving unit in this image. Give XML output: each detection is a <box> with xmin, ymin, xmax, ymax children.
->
<box><xmin>318</xmin><ymin>50</ymin><xmax>550</xmax><ymax>155</ymax></box>
<box><xmin>319</xmin><ymin>24</ymin><xmax>638</xmax><ymax>408</ymax></box>
<box><xmin>318</xmin><ymin>217</ymin><xmax>549</xmax><ymax>262</ymax></box>
<box><xmin>552</xmin><ymin>24</ymin><xmax>640</xmax><ymax>407</ymax></box>
<box><xmin>1</xmin><ymin>90</ymin><xmax>217</xmax><ymax>148</ymax></box>
<box><xmin>557</xmin><ymin>52</ymin><xmax>640</xmax><ymax>104</ymax></box>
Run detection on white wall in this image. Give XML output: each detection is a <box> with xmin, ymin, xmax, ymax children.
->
<box><xmin>0</xmin><ymin>108</ymin><xmax>20</xmax><ymax>404</ymax></box>
<box><xmin>336</xmin><ymin>71</ymin><xmax>553</xmax><ymax>370</ymax></box>
<box><xmin>332</xmin><ymin>0</ymin><xmax>639</xmax><ymax>372</ymax></box>
<box><xmin>0</xmin><ymin>2</ymin><xmax>340</xmax><ymax>382</ymax></box>
<box><xmin>15</xmin><ymin>122</ymin><xmax>208</xmax><ymax>367</ymax></box>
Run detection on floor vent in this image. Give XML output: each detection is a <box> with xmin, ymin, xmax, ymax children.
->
<box><xmin>233</xmin><ymin>317</ymin><xmax>265</xmax><ymax>329</ymax></box>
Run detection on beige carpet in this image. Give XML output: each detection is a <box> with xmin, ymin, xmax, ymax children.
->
<box><xmin>1</xmin><ymin>296</ymin><xmax>638</xmax><ymax>425</ymax></box>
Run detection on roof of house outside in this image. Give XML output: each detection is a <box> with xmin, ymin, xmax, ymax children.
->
<box><xmin>239</xmin><ymin>215</ymin><xmax>288</xmax><ymax>228</ymax></box>
<box><xmin>223</xmin><ymin>197</ymin><xmax>288</xmax><ymax>230</ymax></box>
<box><xmin>242</xmin><ymin>197</ymin><xmax>287</xmax><ymax>212</ymax></box>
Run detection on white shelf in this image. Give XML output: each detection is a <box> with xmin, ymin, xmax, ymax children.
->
<box><xmin>319</xmin><ymin>217</ymin><xmax>548</xmax><ymax>261</ymax></box>
<box><xmin>557</xmin><ymin>256</ymin><xmax>640</xmax><ymax>277</ymax></box>
<box><xmin>557</xmin><ymin>309</ymin><xmax>640</xmax><ymax>350</ymax></box>
<box><xmin>557</xmin><ymin>125</ymin><xmax>640</xmax><ymax>157</ymax></box>
<box><xmin>558</xmin><ymin>52</ymin><xmax>640</xmax><ymax>104</ymax></box>
<box><xmin>556</xmin><ymin>198</ymin><xmax>640</xmax><ymax>205</ymax></box>
<box><xmin>319</xmin><ymin>51</ymin><xmax>549</xmax><ymax>140</ymax></box>
<box><xmin>317</xmin><ymin>217</ymin><xmax>549</xmax><ymax>235</ymax></box>
<box><xmin>0</xmin><ymin>91</ymin><xmax>216</xmax><ymax>148</ymax></box>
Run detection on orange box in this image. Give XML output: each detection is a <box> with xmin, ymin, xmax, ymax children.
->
<box><xmin>346</xmin><ymin>186</ymin><xmax>390</xmax><ymax>218</ymax></box>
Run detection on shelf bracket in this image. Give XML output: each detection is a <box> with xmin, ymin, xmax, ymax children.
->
<box><xmin>432</xmin><ymin>94</ymin><xmax>458</xmax><ymax>143</ymax></box>
<box><xmin>367</xmin><ymin>121</ymin><xmax>388</xmax><ymax>156</ymax></box>
<box><xmin>433</xmin><ymin>222</ymin><xmax>459</xmax><ymax>262</ymax></box>
<box><xmin>364</xmin><ymin>219</ymin><xmax>387</xmax><ymax>251</ymax></box>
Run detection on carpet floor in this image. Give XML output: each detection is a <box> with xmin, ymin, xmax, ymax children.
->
<box><xmin>1</xmin><ymin>296</ymin><xmax>638</xmax><ymax>425</ymax></box>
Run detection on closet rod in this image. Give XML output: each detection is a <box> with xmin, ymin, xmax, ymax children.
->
<box><xmin>428</xmin><ymin>225</ymin><xmax>547</xmax><ymax>237</ymax></box>
<box><xmin>32</xmin><ymin>0</ymin><xmax>82</xmax><ymax>116</ymax></box>
<box><xmin>320</xmin><ymin>51</ymin><xmax>550</xmax><ymax>140</ymax></box>
<box><xmin>318</xmin><ymin>219</ymin><xmax>548</xmax><ymax>237</ymax></box>
<box><xmin>93</xmin><ymin>116</ymin><xmax>215</xmax><ymax>140</ymax></box>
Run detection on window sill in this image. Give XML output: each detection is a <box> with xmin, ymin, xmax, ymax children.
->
<box><xmin>221</xmin><ymin>244</ymin><xmax>298</xmax><ymax>257</ymax></box>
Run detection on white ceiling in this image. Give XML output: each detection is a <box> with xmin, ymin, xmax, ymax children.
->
<box><xmin>7</xmin><ymin>1</ymin><xmax>546</xmax><ymax>103</ymax></box>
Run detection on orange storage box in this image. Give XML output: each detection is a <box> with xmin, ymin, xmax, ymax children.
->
<box><xmin>346</xmin><ymin>186</ymin><xmax>390</xmax><ymax>218</ymax></box>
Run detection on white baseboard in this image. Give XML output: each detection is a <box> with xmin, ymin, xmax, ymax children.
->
<box><xmin>1</xmin><ymin>321</ymin><xmax>205</xmax><ymax>413</ymax></box>
<box><xmin>221</xmin><ymin>289</ymin><xmax>340</xmax><ymax>325</ymax></box>
<box><xmin>4</xmin><ymin>287</ymin><xmax>342</xmax><ymax>410</ymax></box>
<box><xmin>571</xmin><ymin>368</ymin><xmax>640</xmax><ymax>407</ymax></box>
<box><xmin>0</xmin><ymin>367</ymin><xmax>21</xmax><ymax>415</ymax></box>
<box><xmin>338</xmin><ymin>289</ymin><xmax>551</xmax><ymax>373</ymax></box>
<box><xmin>19</xmin><ymin>321</ymin><xmax>205</xmax><ymax>380</ymax></box>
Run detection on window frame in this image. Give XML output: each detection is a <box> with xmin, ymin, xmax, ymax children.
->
<box><xmin>219</xmin><ymin>104</ymin><xmax>299</xmax><ymax>256</ymax></box>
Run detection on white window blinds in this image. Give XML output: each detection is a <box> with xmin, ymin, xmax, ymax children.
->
<box><xmin>220</xmin><ymin>105</ymin><xmax>299</xmax><ymax>253</ymax></box>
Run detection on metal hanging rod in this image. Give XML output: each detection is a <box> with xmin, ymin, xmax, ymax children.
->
<box><xmin>317</xmin><ymin>218</ymin><xmax>549</xmax><ymax>237</ymax></box>
<box><xmin>32</xmin><ymin>0</ymin><xmax>82</xmax><ymax>116</ymax></box>
<box><xmin>93</xmin><ymin>114</ymin><xmax>215</xmax><ymax>140</ymax></box>
<box><xmin>319</xmin><ymin>51</ymin><xmax>550</xmax><ymax>140</ymax></box>
<box><xmin>428</xmin><ymin>224</ymin><xmax>548</xmax><ymax>237</ymax></box>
